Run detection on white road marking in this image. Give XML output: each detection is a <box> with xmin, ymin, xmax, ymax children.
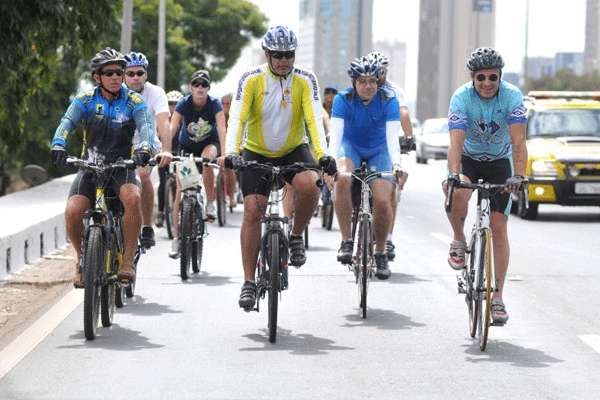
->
<box><xmin>430</xmin><ymin>232</ymin><xmax>452</xmax><ymax>245</ymax></box>
<box><xmin>0</xmin><ymin>289</ymin><xmax>82</xmax><ymax>379</ymax></box>
<box><xmin>578</xmin><ymin>335</ymin><xmax>600</xmax><ymax>354</ymax></box>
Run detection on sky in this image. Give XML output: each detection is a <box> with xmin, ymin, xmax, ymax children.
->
<box><xmin>212</xmin><ymin>0</ymin><xmax>587</xmax><ymax>101</ymax></box>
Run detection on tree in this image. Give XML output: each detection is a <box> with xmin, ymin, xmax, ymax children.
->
<box><xmin>528</xmin><ymin>69</ymin><xmax>600</xmax><ymax>92</ymax></box>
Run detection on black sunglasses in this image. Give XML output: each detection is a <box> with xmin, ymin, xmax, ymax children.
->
<box><xmin>192</xmin><ymin>80</ymin><xmax>209</xmax><ymax>88</ymax></box>
<box><xmin>101</xmin><ymin>69</ymin><xmax>124</xmax><ymax>77</ymax></box>
<box><xmin>126</xmin><ymin>70</ymin><xmax>146</xmax><ymax>77</ymax></box>
<box><xmin>475</xmin><ymin>73</ymin><xmax>499</xmax><ymax>82</ymax></box>
<box><xmin>270</xmin><ymin>51</ymin><xmax>295</xmax><ymax>60</ymax></box>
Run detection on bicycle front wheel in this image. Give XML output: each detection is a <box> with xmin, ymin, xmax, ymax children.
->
<box><xmin>216</xmin><ymin>173</ymin><xmax>227</xmax><ymax>227</ymax></box>
<box><xmin>467</xmin><ymin>236</ymin><xmax>478</xmax><ymax>338</ymax></box>
<box><xmin>180</xmin><ymin>197</ymin><xmax>194</xmax><ymax>281</ymax></box>
<box><xmin>358</xmin><ymin>214</ymin><xmax>370</xmax><ymax>319</ymax></box>
<box><xmin>164</xmin><ymin>176</ymin><xmax>176</xmax><ymax>239</ymax></box>
<box><xmin>479</xmin><ymin>229</ymin><xmax>493</xmax><ymax>351</ymax></box>
<box><xmin>267</xmin><ymin>231</ymin><xmax>280</xmax><ymax>343</ymax></box>
<box><xmin>83</xmin><ymin>226</ymin><xmax>103</xmax><ymax>340</ymax></box>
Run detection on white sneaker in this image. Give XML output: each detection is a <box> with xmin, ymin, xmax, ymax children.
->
<box><xmin>168</xmin><ymin>238</ymin><xmax>180</xmax><ymax>259</ymax></box>
<box><xmin>205</xmin><ymin>202</ymin><xmax>216</xmax><ymax>220</ymax></box>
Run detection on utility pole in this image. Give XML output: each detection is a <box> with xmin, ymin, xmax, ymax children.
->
<box><xmin>157</xmin><ymin>0</ymin><xmax>166</xmax><ymax>88</ymax></box>
<box><xmin>120</xmin><ymin>0</ymin><xmax>133</xmax><ymax>54</ymax></box>
<box><xmin>522</xmin><ymin>0</ymin><xmax>530</xmax><ymax>91</ymax></box>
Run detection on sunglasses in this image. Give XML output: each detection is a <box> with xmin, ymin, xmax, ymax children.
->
<box><xmin>101</xmin><ymin>69</ymin><xmax>124</xmax><ymax>77</ymax></box>
<box><xmin>270</xmin><ymin>51</ymin><xmax>295</xmax><ymax>60</ymax></box>
<box><xmin>192</xmin><ymin>80</ymin><xmax>210</xmax><ymax>88</ymax></box>
<box><xmin>475</xmin><ymin>73</ymin><xmax>499</xmax><ymax>82</ymax></box>
<box><xmin>126</xmin><ymin>70</ymin><xmax>146</xmax><ymax>77</ymax></box>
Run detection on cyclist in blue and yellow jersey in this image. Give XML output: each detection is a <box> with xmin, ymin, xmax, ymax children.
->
<box><xmin>223</xmin><ymin>25</ymin><xmax>336</xmax><ymax>309</ymax></box>
<box><xmin>50</xmin><ymin>48</ymin><xmax>158</xmax><ymax>285</ymax></box>
<box><xmin>444</xmin><ymin>47</ymin><xmax>528</xmax><ymax>324</ymax></box>
<box><xmin>329</xmin><ymin>56</ymin><xmax>403</xmax><ymax>280</ymax></box>
<box><xmin>368</xmin><ymin>51</ymin><xmax>414</xmax><ymax>262</ymax></box>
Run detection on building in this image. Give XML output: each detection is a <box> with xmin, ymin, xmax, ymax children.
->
<box><xmin>372</xmin><ymin>40</ymin><xmax>407</xmax><ymax>91</ymax></box>
<box><xmin>584</xmin><ymin>0</ymin><xmax>600</xmax><ymax>73</ymax></box>
<box><xmin>526</xmin><ymin>57</ymin><xmax>555</xmax><ymax>80</ymax></box>
<box><xmin>555</xmin><ymin>52</ymin><xmax>584</xmax><ymax>75</ymax></box>
<box><xmin>416</xmin><ymin>0</ymin><xmax>496</xmax><ymax>121</ymax></box>
<box><xmin>502</xmin><ymin>72</ymin><xmax>521</xmax><ymax>88</ymax></box>
<box><xmin>297</xmin><ymin>0</ymin><xmax>373</xmax><ymax>90</ymax></box>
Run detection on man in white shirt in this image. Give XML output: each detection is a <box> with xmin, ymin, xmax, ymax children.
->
<box><xmin>124</xmin><ymin>51</ymin><xmax>172</xmax><ymax>249</ymax></box>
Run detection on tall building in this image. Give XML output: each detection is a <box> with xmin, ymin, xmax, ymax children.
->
<box><xmin>584</xmin><ymin>0</ymin><xmax>600</xmax><ymax>73</ymax></box>
<box><xmin>555</xmin><ymin>52</ymin><xmax>584</xmax><ymax>75</ymax></box>
<box><xmin>297</xmin><ymin>0</ymin><xmax>373</xmax><ymax>90</ymax></box>
<box><xmin>373</xmin><ymin>40</ymin><xmax>407</xmax><ymax>91</ymax></box>
<box><xmin>417</xmin><ymin>0</ymin><xmax>496</xmax><ymax>121</ymax></box>
<box><xmin>526</xmin><ymin>57</ymin><xmax>555</xmax><ymax>80</ymax></box>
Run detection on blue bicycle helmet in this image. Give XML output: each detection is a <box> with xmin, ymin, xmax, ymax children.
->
<box><xmin>261</xmin><ymin>26</ymin><xmax>298</xmax><ymax>52</ymax></box>
<box><xmin>125</xmin><ymin>52</ymin><xmax>149</xmax><ymax>69</ymax></box>
<box><xmin>347</xmin><ymin>56</ymin><xmax>382</xmax><ymax>80</ymax></box>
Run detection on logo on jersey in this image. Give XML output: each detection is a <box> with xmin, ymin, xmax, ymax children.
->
<box><xmin>187</xmin><ymin>117</ymin><xmax>212</xmax><ymax>142</ymax></box>
<box><xmin>95</xmin><ymin>104</ymin><xmax>104</xmax><ymax>114</ymax></box>
<box><xmin>472</xmin><ymin>119</ymin><xmax>502</xmax><ymax>144</ymax></box>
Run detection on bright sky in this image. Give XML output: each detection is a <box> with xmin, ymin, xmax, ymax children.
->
<box><xmin>212</xmin><ymin>0</ymin><xmax>586</xmax><ymax>101</ymax></box>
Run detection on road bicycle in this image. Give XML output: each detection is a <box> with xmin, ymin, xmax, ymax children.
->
<box><xmin>163</xmin><ymin>165</ymin><xmax>177</xmax><ymax>239</ymax></box>
<box><xmin>446</xmin><ymin>178</ymin><xmax>527</xmax><ymax>351</ymax></box>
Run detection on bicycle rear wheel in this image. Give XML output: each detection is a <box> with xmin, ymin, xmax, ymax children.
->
<box><xmin>164</xmin><ymin>176</ymin><xmax>176</xmax><ymax>239</ymax></box>
<box><xmin>192</xmin><ymin>217</ymin><xmax>204</xmax><ymax>274</ymax></box>
<box><xmin>180</xmin><ymin>197</ymin><xmax>194</xmax><ymax>280</ymax></box>
<box><xmin>267</xmin><ymin>231</ymin><xmax>280</xmax><ymax>343</ymax></box>
<box><xmin>357</xmin><ymin>214</ymin><xmax>369</xmax><ymax>319</ymax></box>
<box><xmin>479</xmin><ymin>229</ymin><xmax>493</xmax><ymax>351</ymax></box>
<box><xmin>216</xmin><ymin>173</ymin><xmax>227</xmax><ymax>226</ymax></box>
<box><xmin>83</xmin><ymin>227</ymin><xmax>103</xmax><ymax>340</ymax></box>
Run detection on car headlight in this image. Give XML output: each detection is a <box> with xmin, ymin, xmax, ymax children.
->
<box><xmin>531</xmin><ymin>160</ymin><xmax>558</xmax><ymax>177</ymax></box>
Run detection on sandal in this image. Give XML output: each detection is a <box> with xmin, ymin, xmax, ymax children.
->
<box><xmin>72</xmin><ymin>265</ymin><xmax>84</xmax><ymax>289</ymax></box>
<box><xmin>448</xmin><ymin>240</ymin><xmax>467</xmax><ymax>270</ymax></box>
<box><xmin>289</xmin><ymin>234</ymin><xmax>306</xmax><ymax>268</ymax></box>
<box><xmin>118</xmin><ymin>263</ymin><xmax>136</xmax><ymax>283</ymax></box>
<box><xmin>491</xmin><ymin>299</ymin><xmax>509</xmax><ymax>324</ymax></box>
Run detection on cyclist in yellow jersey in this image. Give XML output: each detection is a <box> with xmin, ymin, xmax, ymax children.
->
<box><xmin>222</xmin><ymin>26</ymin><xmax>337</xmax><ymax>310</ymax></box>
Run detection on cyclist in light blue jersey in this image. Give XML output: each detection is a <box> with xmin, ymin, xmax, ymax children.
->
<box><xmin>444</xmin><ymin>47</ymin><xmax>528</xmax><ymax>324</ymax></box>
<box><xmin>328</xmin><ymin>56</ymin><xmax>402</xmax><ymax>280</ymax></box>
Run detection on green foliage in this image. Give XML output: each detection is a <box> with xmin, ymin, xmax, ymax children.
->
<box><xmin>528</xmin><ymin>69</ymin><xmax>600</xmax><ymax>92</ymax></box>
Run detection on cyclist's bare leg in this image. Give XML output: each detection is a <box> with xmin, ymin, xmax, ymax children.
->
<box><xmin>201</xmin><ymin>145</ymin><xmax>218</xmax><ymax>203</ymax></box>
<box><xmin>443</xmin><ymin>174</ymin><xmax>473</xmax><ymax>242</ymax></box>
<box><xmin>333</xmin><ymin>158</ymin><xmax>355</xmax><ymax>240</ymax></box>
<box><xmin>289</xmin><ymin>171</ymin><xmax>319</xmax><ymax>235</ymax></box>
<box><xmin>119</xmin><ymin>184</ymin><xmax>142</xmax><ymax>267</ymax></box>
<box><xmin>137</xmin><ymin>166</ymin><xmax>154</xmax><ymax>226</ymax></box>
<box><xmin>490</xmin><ymin>211</ymin><xmax>509</xmax><ymax>300</ymax></box>
<box><xmin>371</xmin><ymin>180</ymin><xmax>394</xmax><ymax>252</ymax></box>
<box><xmin>389</xmin><ymin>189</ymin><xmax>398</xmax><ymax>235</ymax></box>
<box><xmin>241</xmin><ymin>194</ymin><xmax>268</xmax><ymax>281</ymax></box>
<box><xmin>225</xmin><ymin>169</ymin><xmax>237</xmax><ymax>206</ymax></box>
<box><xmin>65</xmin><ymin>195</ymin><xmax>90</xmax><ymax>280</ymax></box>
<box><xmin>282</xmin><ymin>183</ymin><xmax>294</xmax><ymax>219</ymax></box>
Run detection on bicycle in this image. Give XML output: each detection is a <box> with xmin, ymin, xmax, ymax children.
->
<box><xmin>338</xmin><ymin>162</ymin><xmax>399</xmax><ymax>319</ymax></box>
<box><xmin>446</xmin><ymin>178</ymin><xmax>527</xmax><ymax>351</ymax></box>
<box><xmin>171</xmin><ymin>155</ymin><xmax>219</xmax><ymax>281</ymax></box>
<box><xmin>163</xmin><ymin>165</ymin><xmax>177</xmax><ymax>239</ymax></box>
<box><xmin>216</xmin><ymin>168</ymin><xmax>227</xmax><ymax>227</ymax></box>
<box><xmin>228</xmin><ymin>159</ymin><xmax>322</xmax><ymax>343</ymax></box>
<box><xmin>67</xmin><ymin>156</ymin><xmax>142</xmax><ymax>340</ymax></box>
<box><xmin>320</xmin><ymin>183</ymin><xmax>334</xmax><ymax>231</ymax></box>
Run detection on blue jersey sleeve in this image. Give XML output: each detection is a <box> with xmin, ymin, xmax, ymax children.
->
<box><xmin>331</xmin><ymin>93</ymin><xmax>346</xmax><ymax>119</ymax></box>
<box><xmin>506</xmin><ymin>91</ymin><xmax>527</xmax><ymax>125</ymax></box>
<box><xmin>51</xmin><ymin>97</ymin><xmax>86</xmax><ymax>148</ymax></box>
<box><xmin>448</xmin><ymin>92</ymin><xmax>468</xmax><ymax>131</ymax></box>
<box><xmin>129</xmin><ymin>93</ymin><xmax>156</xmax><ymax>153</ymax></box>
<box><xmin>385</xmin><ymin>96</ymin><xmax>401</xmax><ymax>121</ymax></box>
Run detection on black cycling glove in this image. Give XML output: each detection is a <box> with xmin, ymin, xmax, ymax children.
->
<box><xmin>225</xmin><ymin>154</ymin><xmax>245</xmax><ymax>170</ymax></box>
<box><xmin>319</xmin><ymin>155</ymin><xmax>337</xmax><ymax>175</ymax></box>
<box><xmin>133</xmin><ymin>150</ymin><xmax>152</xmax><ymax>167</ymax></box>
<box><xmin>400</xmin><ymin>136</ymin><xmax>416</xmax><ymax>152</ymax></box>
<box><xmin>51</xmin><ymin>145</ymin><xmax>67</xmax><ymax>167</ymax></box>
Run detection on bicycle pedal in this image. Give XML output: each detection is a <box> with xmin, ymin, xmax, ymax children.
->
<box><xmin>491</xmin><ymin>321</ymin><xmax>506</xmax><ymax>327</ymax></box>
<box><xmin>456</xmin><ymin>276</ymin><xmax>466</xmax><ymax>294</ymax></box>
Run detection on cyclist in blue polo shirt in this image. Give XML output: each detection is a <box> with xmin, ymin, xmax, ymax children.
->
<box><xmin>328</xmin><ymin>56</ymin><xmax>402</xmax><ymax>280</ymax></box>
<box><xmin>444</xmin><ymin>47</ymin><xmax>528</xmax><ymax>324</ymax></box>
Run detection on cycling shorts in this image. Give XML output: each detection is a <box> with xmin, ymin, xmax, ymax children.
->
<box><xmin>339</xmin><ymin>140</ymin><xmax>394</xmax><ymax>183</ymax></box>
<box><xmin>69</xmin><ymin>168</ymin><xmax>140</xmax><ymax>206</ymax></box>
<box><xmin>461</xmin><ymin>155</ymin><xmax>513</xmax><ymax>216</ymax></box>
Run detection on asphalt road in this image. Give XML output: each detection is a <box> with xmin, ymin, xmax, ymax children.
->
<box><xmin>1</xmin><ymin>157</ymin><xmax>600</xmax><ymax>400</ymax></box>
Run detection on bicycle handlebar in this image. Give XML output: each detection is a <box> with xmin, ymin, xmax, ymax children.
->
<box><xmin>445</xmin><ymin>179</ymin><xmax>529</xmax><ymax>213</ymax></box>
<box><xmin>66</xmin><ymin>156</ymin><xmax>142</xmax><ymax>171</ymax></box>
<box><xmin>170</xmin><ymin>155</ymin><xmax>220</xmax><ymax>169</ymax></box>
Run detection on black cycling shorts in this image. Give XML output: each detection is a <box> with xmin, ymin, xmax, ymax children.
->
<box><xmin>68</xmin><ymin>168</ymin><xmax>140</xmax><ymax>206</ymax></box>
<box><xmin>461</xmin><ymin>155</ymin><xmax>513</xmax><ymax>216</ymax></box>
<box><xmin>240</xmin><ymin>144</ymin><xmax>316</xmax><ymax>197</ymax></box>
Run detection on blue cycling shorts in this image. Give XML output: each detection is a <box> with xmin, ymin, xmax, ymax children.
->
<box><xmin>338</xmin><ymin>140</ymin><xmax>393</xmax><ymax>173</ymax></box>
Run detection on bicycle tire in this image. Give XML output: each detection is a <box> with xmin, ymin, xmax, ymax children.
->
<box><xmin>192</xmin><ymin>218</ymin><xmax>204</xmax><ymax>273</ymax></box>
<box><xmin>83</xmin><ymin>226</ymin><xmax>103</xmax><ymax>340</ymax></box>
<box><xmin>216</xmin><ymin>173</ymin><xmax>227</xmax><ymax>227</ymax></box>
<box><xmin>100</xmin><ymin>282</ymin><xmax>116</xmax><ymax>327</ymax></box>
<box><xmin>304</xmin><ymin>225</ymin><xmax>309</xmax><ymax>249</ymax></box>
<box><xmin>267</xmin><ymin>231</ymin><xmax>280</xmax><ymax>343</ymax></box>
<box><xmin>479</xmin><ymin>229</ymin><xmax>493</xmax><ymax>351</ymax></box>
<box><xmin>467</xmin><ymin>236</ymin><xmax>478</xmax><ymax>338</ymax></box>
<box><xmin>358</xmin><ymin>214</ymin><xmax>369</xmax><ymax>319</ymax></box>
<box><xmin>115</xmin><ymin>285</ymin><xmax>125</xmax><ymax>308</ymax></box>
<box><xmin>164</xmin><ymin>176</ymin><xmax>176</xmax><ymax>240</ymax></box>
<box><xmin>180</xmin><ymin>197</ymin><xmax>194</xmax><ymax>280</ymax></box>
<box><xmin>325</xmin><ymin>203</ymin><xmax>334</xmax><ymax>231</ymax></box>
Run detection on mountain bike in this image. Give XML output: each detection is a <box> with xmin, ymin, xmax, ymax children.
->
<box><xmin>446</xmin><ymin>178</ymin><xmax>527</xmax><ymax>351</ymax></box>
<box><xmin>172</xmin><ymin>155</ymin><xmax>219</xmax><ymax>280</ymax></box>
<box><xmin>229</xmin><ymin>160</ymin><xmax>322</xmax><ymax>343</ymax></box>
<box><xmin>67</xmin><ymin>157</ymin><xmax>141</xmax><ymax>340</ymax></box>
<box><xmin>339</xmin><ymin>162</ymin><xmax>399</xmax><ymax>319</ymax></box>
<box><xmin>163</xmin><ymin>165</ymin><xmax>177</xmax><ymax>239</ymax></box>
<box><xmin>216</xmin><ymin>168</ymin><xmax>227</xmax><ymax>226</ymax></box>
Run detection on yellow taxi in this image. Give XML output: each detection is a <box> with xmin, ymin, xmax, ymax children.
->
<box><xmin>516</xmin><ymin>91</ymin><xmax>600</xmax><ymax>219</ymax></box>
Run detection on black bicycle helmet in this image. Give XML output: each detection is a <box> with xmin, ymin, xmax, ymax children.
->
<box><xmin>466</xmin><ymin>47</ymin><xmax>504</xmax><ymax>72</ymax></box>
<box><xmin>90</xmin><ymin>47</ymin><xmax>127</xmax><ymax>72</ymax></box>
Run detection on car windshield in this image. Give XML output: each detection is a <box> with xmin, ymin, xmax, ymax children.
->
<box><xmin>423</xmin><ymin>119</ymin><xmax>448</xmax><ymax>134</ymax></box>
<box><xmin>529</xmin><ymin>109</ymin><xmax>600</xmax><ymax>137</ymax></box>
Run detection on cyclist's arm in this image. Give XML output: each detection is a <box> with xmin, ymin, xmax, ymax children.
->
<box><xmin>328</xmin><ymin>94</ymin><xmax>345</xmax><ymax>158</ymax></box>
<box><xmin>156</xmin><ymin>112</ymin><xmax>171</xmax><ymax>152</ymax></box>
<box><xmin>215</xmin><ymin>110</ymin><xmax>227</xmax><ymax>156</ymax></box>
<box><xmin>51</xmin><ymin>99</ymin><xmax>86</xmax><ymax>148</ymax></box>
<box><xmin>400</xmin><ymin>107</ymin><xmax>413</xmax><ymax>137</ymax></box>
<box><xmin>169</xmin><ymin>111</ymin><xmax>183</xmax><ymax>149</ymax></box>
<box><xmin>386</xmin><ymin>98</ymin><xmax>402</xmax><ymax>167</ymax></box>
<box><xmin>448</xmin><ymin>129</ymin><xmax>466</xmax><ymax>174</ymax></box>
<box><xmin>226</xmin><ymin>73</ymin><xmax>254</xmax><ymax>155</ymax></box>
<box><xmin>509</xmin><ymin>123</ymin><xmax>527</xmax><ymax>176</ymax></box>
<box><xmin>301</xmin><ymin>74</ymin><xmax>328</xmax><ymax>159</ymax></box>
<box><xmin>132</xmin><ymin>102</ymin><xmax>157</xmax><ymax>154</ymax></box>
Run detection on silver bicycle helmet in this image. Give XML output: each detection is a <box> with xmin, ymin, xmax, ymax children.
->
<box><xmin>467</xmin><ymin>47</ymin><xmax>504</xmax><ymax>72</ymax></box>
<box><xmin>261</xmin><ymin>26</ymin><xmax>298</xmax><ymax>52</ymax></box>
